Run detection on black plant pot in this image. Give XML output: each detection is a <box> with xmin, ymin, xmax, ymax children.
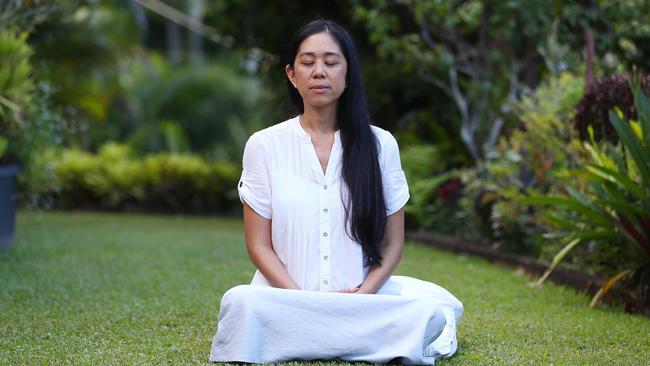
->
<box><xmin>0</xmin><ymin>164</ymin><xmax>20</xmax><ymax>251</ymax></box>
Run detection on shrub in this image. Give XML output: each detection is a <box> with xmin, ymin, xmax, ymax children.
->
<box><xmin>455</xmin><ymin>72</ymin><xmax>586</xmax><ymax>254</ymax></box>
<box><xmin>34</xmin><ymin>143</ymin><xmax>240</xmax><ymax>214</ymax></box>
<box><xmin>0</xmin><ymin>30</ymin><xmax>32</xmax><ymax>164</ymax></box>
<box><xmin>573</xmin><ymin>74</ymin><xmax>650</xmax><ymax>143</ymax></box>
<box><xmin>401</xmin><ymin>144</ymin><xmax>463</xmax><ymax>232</ymax></box>
<box><xmin>529</xmin><ymin>88</ymin><xmax>650</xmax><ymax>308</ymax></box>
<box><xmin>119</xmin><ymin>56</ymin><xmax>270</xmax><ymax>162</ymax></box>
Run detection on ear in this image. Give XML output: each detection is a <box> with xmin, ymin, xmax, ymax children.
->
<box><xmin>285</xmin><ymin>64</ymin><xmax>297</xmax><ymax>88</ymax></box>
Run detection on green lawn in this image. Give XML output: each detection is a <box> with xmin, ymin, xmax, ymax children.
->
<box><xmin>1</xmin><ymin>211</ymin><xmax>649</xmax><ymax>365</ymax></box>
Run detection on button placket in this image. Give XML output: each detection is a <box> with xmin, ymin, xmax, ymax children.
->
<box><xmin>319</xmin><ymin>178</ymin><xmax>331</xmax><ymax>291</ymax></box>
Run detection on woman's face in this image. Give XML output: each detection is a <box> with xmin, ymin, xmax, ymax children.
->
<box><xmin>286</xmin><ymin>32</ymin><xmax>348</xmax><ymax>110</ymax></box>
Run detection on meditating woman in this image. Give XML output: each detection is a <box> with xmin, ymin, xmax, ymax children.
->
<box><xmin>209</xmin><ymin>19</ymin><xmax>463</xmax><ymax>364</ymax></box>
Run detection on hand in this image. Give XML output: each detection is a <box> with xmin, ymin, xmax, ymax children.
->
<box><xmin>337</xmin><ymin>287</ymin><xmax>360</xmax><ymax>294</ymax></box>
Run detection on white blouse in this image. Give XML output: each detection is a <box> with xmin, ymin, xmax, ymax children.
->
<box><xmin>238</xmin><ymin>116</ymin><xmax>409</xmax><ymax>292</ymax></box>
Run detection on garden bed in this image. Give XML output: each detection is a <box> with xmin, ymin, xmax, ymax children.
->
<box><xmin>406</xmin><ymin>231</ymin><xmax>650</xmax><ymax>317</ymax></box>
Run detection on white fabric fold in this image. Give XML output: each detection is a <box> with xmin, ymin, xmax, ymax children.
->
<box><xmin>210</xmin><ymin>276</ymin><xmax>463</xmax><ymax>364</ymax></box>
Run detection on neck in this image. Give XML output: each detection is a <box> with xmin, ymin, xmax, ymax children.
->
<box><xmin>300</xmin><ymin>104</ymin><xmax>338</xmax><ymax>135</ymax></box>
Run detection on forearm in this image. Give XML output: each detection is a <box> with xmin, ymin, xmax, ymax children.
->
<box><xmin>358</xmin><ymin>208</ymin><xmax>405</xmax><ymax>294</ymax></box>
<box><xmin>358</xmin><ymin>241</ymin><xmax>402</xmax><ymax>294</ymax></box>
<box><xmin>242</xmin><ymin>203</ymin><xmax>299</xmax><ymax>290</ymax></box>
<box><xmin>247</xmin><ymin>244</ymin><xmax>300</xmax><ymax>290</ymax></box>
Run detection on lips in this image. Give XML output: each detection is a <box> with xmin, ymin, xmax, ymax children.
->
<box><xmin>309</xmin><ymin>85</ymin><xmax>329</xmax><ymax>90</ymax></box>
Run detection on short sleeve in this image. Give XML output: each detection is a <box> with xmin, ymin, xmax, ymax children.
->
<box><xmin>238</xmin><ymin>133</ymin><xmax>272</xmax><ymax>219</ymax></box>
<box><xmin>380</xmin><ymin>132</ymin><xmax>410</xmax><ymax>216</ymax></box>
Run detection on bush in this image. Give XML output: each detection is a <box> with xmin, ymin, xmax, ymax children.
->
<box><xmin>530</xmin><ymin>88</ymin><xmax>650</xmax><ymax>308</ymax></box>
<box><xmin>0</xmin><ymin>28</ymin><xmax>70</xmax><ymax>212</ymax></box>
<box><xmin>116</xmin><ymin>55</ymin><xmax>270</xmax><ymax>162</ymax></box>
<box><xmin>0</xmin><ymin>30</ymin><xmax>33</xmax><ymax>164</ymax></box>
<box><xmin>401</xmin><ymin>144</ymin><xmax>464</xmax><ymax>233</ymax></box>
<box><xmin>573</xmin><ymin>74</ymin><xmax>650</xmax><ymax>143</ymax></box>
<box><xmin>452</xmin><ymin>72</ymin><xmax>586</xmax><ymax>254</ymax></box>
<box><xmin>32</xmin><ymin>143</ymin><xmax>240</xmax><ymax>214</ymax></box>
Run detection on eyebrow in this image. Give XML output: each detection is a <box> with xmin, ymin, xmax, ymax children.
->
<box><xmin>297</xmin><ymin>51</ymin><xmax>342</xmax><ymax>58</ymax></box>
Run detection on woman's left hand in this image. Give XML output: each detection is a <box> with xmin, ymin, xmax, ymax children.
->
<box><xmin>337</xmin><ymin>287</ymin><xmax>360</xmax><ymax>293</ymax></box>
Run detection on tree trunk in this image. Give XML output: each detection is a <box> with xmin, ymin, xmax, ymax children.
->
<box><xmin>128</xmin><ymin>0</ymin><xmax>149</xmax><ymax>41</ymax></box>
<box><xmin>584</xmin><ymin>28</ymin><xmax>595</xmax><ymax>91</ymax></box>
<box><xmin>166</xmin><ymin>20</ymin><xmax>182</xmax><ymax>64</ymax></box>
<box><xmin>187</xmin><ymin>0</ymin><xmax>204</xmax><ymax>64</ymax></box>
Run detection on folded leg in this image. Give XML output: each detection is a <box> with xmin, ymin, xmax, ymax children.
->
<box><xmin>379</xmin><ymin>276</ymin><xmax>464</xmax><ymax>358</ymax></box>
<box><xmin>210</xmin><ymin>284</ymin><xmax>447</xmax><ymax>364</ymax></box>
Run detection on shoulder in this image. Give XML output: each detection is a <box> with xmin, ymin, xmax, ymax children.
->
<box><xmin>370</xmin><ymin>124</ymin><xmax>399</xmax><ymax>155</ymax></box>
<box><xmin>246</xmin><ymin>116</ymin><xmax>298</xmax><ymax>150</ymax></box>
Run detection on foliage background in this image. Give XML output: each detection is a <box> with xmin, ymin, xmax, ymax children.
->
<box><xmin>3</xmin><ymin>0</ymin><xmax>650</xmax><ymax>309</ymax></box>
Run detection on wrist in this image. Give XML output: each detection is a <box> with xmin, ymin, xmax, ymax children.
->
<box><xmin>356</xmin><ymin>286</ymin><xmax>375</xmax><ymax>295</ymax></box>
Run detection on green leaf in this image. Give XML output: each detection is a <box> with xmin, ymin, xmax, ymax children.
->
<box><xmin>545</xmin><ymin>228</ymin><xmax>616</xmax><ymax>242</ymax></box>
<box><xmin>540</xmin><ymin>211</ymin><xmax>582</xmax><ymax>231</ymax></box>
<box><xmin>593</xmin><ymin>199</ymin><xmax>646</xmax><ymax>216</ymax></box>
<box><xmin>630</xmin><ymin>120</ymin><xmax>643</xmax><ymax>141</ymax></box>
<box><xmin>542</xmin><ymin>231</ymin><xmax>573</xmax><ymax>239</ymax></box>
<box><xmin>0</xmin><ymin>137</ymin><xmax>7</xmax><ymax>157</ymax></box>
<box><xmin>535</xmin><ymin>238</ymin><xmax>581</xmax><ymax>286</ymax></box>
<box><xmin>610</xmin><ymin>145</ymin><xmax>628</xmax><ymax>175</ymax></box>
<box><xmin>564</xmin><ymin>186</ymin><xmax>612</xmax><ymax>223</ymax></box>
<box><xmin>526</xmin><ymin>193</ymin><xmax>609</xmax><ymax>226</ymax></box>
<box><xmin>585</xmin><ymin>164</ymin><xmax>645</xmax><ymax>200</ymax></box>
<box><xmin>609</xmin><ymin>109</ymin><xmax>650</xmax><ymax>186</ymax></box>
<box><xmin>584</xmin><ymin>142</ymin><xmax>616</xmax><ymax>170</ymax></box>
<box><xmin>634</xmin><ymin>90</ymin><xmax>650</xmax><ymax>142</ymax></box>
<box><xmin>587</xmin><ymin>178</ymin><xmax>613</xmax><ymax>201</ymax></box>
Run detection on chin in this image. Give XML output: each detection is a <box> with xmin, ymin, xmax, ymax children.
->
<box><xmin>306</xmin><ymin>95</ymin><xmax>343</xmax><ymax>108</ymax></box>
<box><xmin>304</xmin><ymin>99</ymin><xmax>338</xmax><ymax>109</ymax></box>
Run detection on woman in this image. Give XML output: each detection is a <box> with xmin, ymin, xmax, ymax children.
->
<box><xmin>209</xmin><ymin>19</ymin><xmax>463</xmax><ymax>364</ymax></box>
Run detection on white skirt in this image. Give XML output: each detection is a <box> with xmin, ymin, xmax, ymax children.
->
<box><xmin>209</xmin><ymin>275</ymin><xmax>463</xmax><ymax>365</ymax></box>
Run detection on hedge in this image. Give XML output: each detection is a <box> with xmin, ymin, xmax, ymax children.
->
<box><xmin>27</xmin><ymin>143</ymin><xmax>241</xmax><ymax>214</ymax></box>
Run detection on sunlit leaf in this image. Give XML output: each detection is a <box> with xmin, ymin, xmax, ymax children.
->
<box><xmin>609</xmin><ymin>109</ymin><xmax>650</xmax><ymax>185</ymax></box>
<box><xmin>589</xmin><ymin>269</ymin><xmax>632</xmax><ymax>307</ymax></box>
<box><xmin>535</xmin><ymin>238</ymin><xmax>581</xmax><ymax>286</ymax></box>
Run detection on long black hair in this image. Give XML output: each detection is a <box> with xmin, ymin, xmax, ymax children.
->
<box><xmin>286</xmin><ymin>19</ymin><xmax>387</xmax><ymax>268</ymax></box>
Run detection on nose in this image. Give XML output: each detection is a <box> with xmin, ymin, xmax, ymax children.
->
<box><xmin>313</xmin><ymin>60</ymin><xmax>325</xmax><ymax>78</ymax></box>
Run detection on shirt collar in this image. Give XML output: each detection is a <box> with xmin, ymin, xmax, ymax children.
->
<box><xmin>293</xmin><ymin>115</ymin><xmax>341</xmax><ymax>143</ymax></box>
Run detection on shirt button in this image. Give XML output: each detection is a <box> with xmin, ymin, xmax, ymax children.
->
<box><xmin>323</xmin><ymin>232</ymin><xmax>328</xmax><ymax>237</ymax></box>
<box><xmin>323</xmin><ymin>208</ymin><xmax>328</xmax><ymax>213</ymax></box>
<box><xmin>323</xmin><ymin>255</ymin><xmax>328</xmax><ymax>260</ymax></box>
<box><xmin>323</xmin><ymin>280</ymin><xmax>328</xmax><ymax>285</ymax></box>
<box><xmin>323</xmin><ymin>184</ymin><xmax>328</xmax><ymax>190</ymax></box>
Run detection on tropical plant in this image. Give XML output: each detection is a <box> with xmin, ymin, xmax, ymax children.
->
<box><xmin>448</xmin><ymin>72</ymin><xmax>585</xmax><ymax>253</ymax></box>
<box><xmin>1</xmin><ymin>22</ymin><xmax>66</xmax><ymax>169</ymax></box>
<box><xmin>0</xmin><ymin>30</ymin><xmax>33</xmax><ymax>164</ymax></box>
<box><xmin>573</xmin><ymin>74</ymin><xmax>650</xmax><ymax>143</ymax></box>
<box><xmin>529</xmin><ymin>88</ymin><xmax>650</xmax><ymax>307</ymax></box>
<box><xmin>401</xmin><ymin>144</ymin><xmax>459</xmax><ymax>231</ymax></box>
